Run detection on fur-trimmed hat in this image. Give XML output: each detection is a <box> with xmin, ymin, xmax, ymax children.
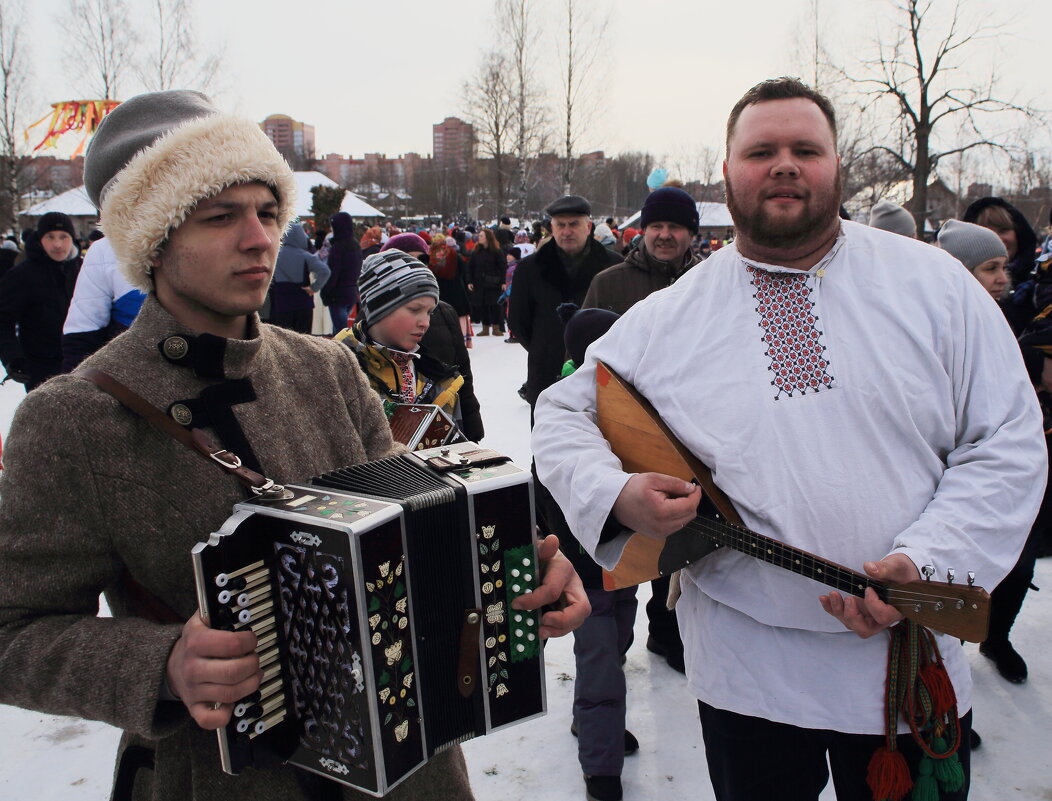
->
<box><xmin>83</xmin><ymin>90</ymin><xmax>296</xmax><ymax>291</ymax></box>
<box><xmin>358</xmin><ymin>250</ymin><xmax>440</xmax><ymax>328</ymax></box>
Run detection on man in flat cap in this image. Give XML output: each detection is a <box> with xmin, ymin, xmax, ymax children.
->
<box><xmin>0</xmin><ymin>91</ymin><xmax>587</xmax><ymax>801</ymax></box>
<box><xmin>508</xmin><ymin>195</ymin><xmax>621</xmax><ymax>409</ymax></box>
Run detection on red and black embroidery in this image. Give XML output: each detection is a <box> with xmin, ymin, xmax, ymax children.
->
<box><xmin>748</xmin><ymin>266</ymin><xmax>835</xmax><ymax>400</ymax></box>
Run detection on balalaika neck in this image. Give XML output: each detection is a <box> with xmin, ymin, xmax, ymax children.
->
<box><xmin>686</xmin><ymin>513</ymin><xmax>886</xmax><ymax>602</ymax></box>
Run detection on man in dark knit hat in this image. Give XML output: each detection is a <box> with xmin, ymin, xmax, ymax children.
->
<box><xmin>0</xmin><ymin>211</ymin><xmax>82</xmax><ymax>390</ymax></box>
<box><xmin>0</xmin><ymin>90</ymin><xmax>587</xmax><ymax>801</ymax></box>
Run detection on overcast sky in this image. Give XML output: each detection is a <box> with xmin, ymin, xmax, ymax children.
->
<box><xmin>25</xmin><ymin>0</ymin><xmax>1052</xmax><ymax>176</ymax></box>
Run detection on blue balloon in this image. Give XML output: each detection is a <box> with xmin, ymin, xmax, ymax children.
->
<box><xmin>646</xmin><ymin>167</ymin><xmax>668</xmax><ymax>190</ymax></box>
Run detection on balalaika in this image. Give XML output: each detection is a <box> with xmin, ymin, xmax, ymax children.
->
<box><xmin>191</xmin><ymin>441</ymin><xmax>546</xmax><ymax>796</ymax></box>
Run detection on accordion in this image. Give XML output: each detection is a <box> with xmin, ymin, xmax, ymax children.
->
<box><xmin>191</xmin><ymin>441</ymin><xmax>546</xmax><ymax>796</ymax></box>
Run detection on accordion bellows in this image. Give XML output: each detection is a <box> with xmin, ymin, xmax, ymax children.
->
<box><xmin>192</xmin><ymin>442</ymin><xmax>546</xmax><ymax>796</ymax></box>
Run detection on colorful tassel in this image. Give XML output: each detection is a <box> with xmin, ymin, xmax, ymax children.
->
<box><xmin>867</xmin><ymin>746</ymin><xmax>913</xmax><ymax>801</ymax></box>
<box><xmin>919</xmin><ymin>662</ymin><xmax>956</xmax><ymax>718</ymax></box>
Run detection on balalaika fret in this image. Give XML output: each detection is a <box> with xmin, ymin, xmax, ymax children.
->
<box><xmin>191</xmin><ymin>442</ymin><xmax>546</xmax><ymax>797</ymax></box>
<box><xmin>593</xmin><ymin>360</ymin><xmax>991</xmax><ymax>643</ymax></box>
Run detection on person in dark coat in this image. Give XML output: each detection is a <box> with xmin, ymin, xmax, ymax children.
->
<box><xmin>269</xmin><ymin>221</ymin><xmax>330</xmax><ymax>334</ymax></box>
<box><xmin>963</xmin><ymin>196</ymin><xmax>1039</xmax><ymax>333</ymax></box>
<box><xmin>467</xmin><ymin>228</ymin><xmax>506</xmax><ymax>336</ymax></box>
<box><xmin>508</xmin><ymin>194</ymin><xmax>621</xmax><ymax>408</ymax></box>
<box><xmin>494</xmin><ymin>216</ymin><xmax>515</xmax><ymax>250</ymax></box>
<box><xmin>0</xmin><ymin>240</ymin><xmax>19</xmax><ymax>282</ymax></box>
<box><xmin>0</xmin><ymin>212</ymin><xmax>82</xmax><ymax>390</ymax></box>
<box><xmin>429</xmin><ymin>233</ymin><xmax>473</xmax><ymax>347</ymax></box>
<box><xmin>321</xmin><ymin>211</ymin><xmax>362</xmax><ymax>333</ymax></box>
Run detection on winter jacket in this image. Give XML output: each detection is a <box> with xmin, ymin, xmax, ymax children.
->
<box><xmin>582</xmin><ymin>243</ymin><xmax>702</xmax><ymax>315</ymax></box>
<box><xmin>431</xmin><ymin>248</ymin><xmax>471</xmax><ymax>317</ymax></box>
<box><xmin>467</xmin><ymin>247</ymin><xmax>506</xmax><ymax>307</ymax></box>
<box><xmin>0</xmin><ymin>246</ymin><xmax>17</xmax><ymax>283</ymax></box>
<box><xmin>270</xmin><ymin>223</ymin><xmax>330</xmax><ymax>316</ymax></box>
<box><xmin>61</xmin><ymin>237</ymin><xmax>147</xmax><ymax>371</ymax></box>
<box><xmin>322</xmin><ymin>213</ymin><xmax>363</xmax><ymax>310</ymax></box>
<box><xmin>420</xmin><ymin>300</ymin><xmax>485</xmax><ymax>441</ymax></box>
<box><xmin>335</xmin><ymin>322</ymin><xmax>477</xmax><ymax>440</ymax></box>
<box><xmin>0</xmin><ymin>295</ymin><xmax>474</xmax><ymax>801</ymax></box>
<box><xmin>508</xmin><ymin>237</ymin><xmax>621</xmax><ymax>406</ymax></box>
<box><xmin>0</xmin><ymin>233</ymin><xmax>82</xmax><ymax>385</ymax></box>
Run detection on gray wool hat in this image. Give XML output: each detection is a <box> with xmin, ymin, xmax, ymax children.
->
<box><xmin>84</xmin><ymin>90</ymin><xmax>217</xmax><ymax>208</ymax></box>
<box><xmin>868</xmin><ymin>201</ymin><xmax>917</xmax><ymax>238</ymax></box>
<box><xmin>358</xmin><ymin>250</ymin><xmax>440</xmax><ymax>328</ymax></box>
<box><xmin>82</xmin><ymin>90</ymin><xmax>297</xmax><ymax>291</ymax></box>
<box><xmin>937</xmin><ymin>219</ymin><xmax>1008</xmax><ymax>271</ymax></box>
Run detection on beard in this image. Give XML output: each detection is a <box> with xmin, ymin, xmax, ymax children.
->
<box><xmin>726</xmin><ymin>172</ymin><xmax>842</xmax><ymax>252</ymax></box>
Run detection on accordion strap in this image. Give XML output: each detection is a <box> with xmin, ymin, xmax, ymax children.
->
<box><xmin>75</xmin><ymin>367</ymin><xmax>290</xmax><ymax>501</ymax></box>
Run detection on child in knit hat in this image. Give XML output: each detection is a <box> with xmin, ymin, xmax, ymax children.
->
<box><xmin>334</xmin><ymin>249</ymin><xmax>484</xmax><ymax>441</ymax></box>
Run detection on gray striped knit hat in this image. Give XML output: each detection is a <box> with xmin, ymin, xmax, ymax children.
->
<box><xmin>359</xmin><ymin>249</ymin><xmax>440</xmax><ymax>327</ymax></box>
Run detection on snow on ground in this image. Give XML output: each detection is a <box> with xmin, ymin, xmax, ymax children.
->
<box><xmin>0</xmin><ymin>331</ymin><xmax>1050</xmax><ymax>800</ymax></box>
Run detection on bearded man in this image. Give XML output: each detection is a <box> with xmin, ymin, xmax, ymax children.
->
<box><xmin>531</xmin><ymin>77</ymin><xmax>1045</xmax><ymax>801</ymax></box>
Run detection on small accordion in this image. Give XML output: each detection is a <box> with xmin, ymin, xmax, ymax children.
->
<box><xmin>191</xmin><ymin>442</ymin><xmax>546</xmax><ymax>796</ymax></box>
<box><xmin>386</xmin><ymin>403</ymin><xmax>461</xmax><ymax>451</ymax></box>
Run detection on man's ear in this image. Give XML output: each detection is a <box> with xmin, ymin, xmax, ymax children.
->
<box><xmin>722</xmin><ymin>161</ymin><xmax>729</xmax><ymax>180</ymax></box>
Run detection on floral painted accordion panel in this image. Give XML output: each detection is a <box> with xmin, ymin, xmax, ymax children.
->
<box><xmin>386</xmin><ymin>403</ymin><xmax>462</xmax><ymax>451</ymax></box>
<box><xmin>191</xmin><ymin>441</ymin><xmax>545</xmax><ymax>797</ymax></box>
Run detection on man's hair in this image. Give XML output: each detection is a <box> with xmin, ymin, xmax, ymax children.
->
<box><xmin>500</xmin><ymin>215</ymin><xmax>511</xmax><ymax>225</ymax></box>
<box><xmin>726</xmin><ymin>77</ymin><xmax>837</xmax><ymax>155</ymax></box>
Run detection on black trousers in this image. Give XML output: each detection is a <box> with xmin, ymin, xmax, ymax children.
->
<box><xmin>698</xmin><ymin>702</ymin><xmax>971</xmax><ymax>801</ymax></box>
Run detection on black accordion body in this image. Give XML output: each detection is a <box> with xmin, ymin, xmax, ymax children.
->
<box><xmin>191</xmin><ymin>442</ymin><xmax>546</xmax><ymax>796</ymax></box>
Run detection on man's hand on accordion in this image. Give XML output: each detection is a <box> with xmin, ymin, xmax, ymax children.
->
<box><xmin>166</xmin><ymin>612</ymin><xmax>263</xmax><ymax>729</ymax></box>
<box><xmin>511</xmin><ymin>534</ymin><xmax>591</xmax><ymax>639</ymax></box>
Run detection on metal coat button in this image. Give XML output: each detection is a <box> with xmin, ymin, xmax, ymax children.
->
<box><xmin>163</xmin><ymin>336</ymin><xmax>189</xmax><ymax>360</ymax></box>
<box><xmin>170</xmin><ymin>403</ymin><xmax>193</xmax><ymax>426</ymax></box>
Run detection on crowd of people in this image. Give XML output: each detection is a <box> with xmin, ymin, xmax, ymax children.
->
<box><xmin>0</xmin><ymin>77</ymin><xmax>1049</xmax><ymax>801</ymax></box>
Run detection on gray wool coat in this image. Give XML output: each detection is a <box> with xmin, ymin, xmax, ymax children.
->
<box><xmin>0</xmin><ymin>296</ymin><xmax>474</xmax><ymax>801</ymax></box>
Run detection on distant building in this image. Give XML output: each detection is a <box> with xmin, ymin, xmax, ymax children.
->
<box><xmin>433</xmin><ymin>117</ymin><xmax>475</xmax><ymax>172</ymax></box>
<box><xmin>22</xmin><ymin>156</ymin><xmax>85</xmax><ymax>195</ymax></box>
<box><xmin>260</xmin><ymin>114</ymin><xmax>316</xmax><ymax>164</ymax></box>
<box><xmin>314</xmin><ymin>152</ymin><xmax>425</xmax><ymax>196</ymax></box>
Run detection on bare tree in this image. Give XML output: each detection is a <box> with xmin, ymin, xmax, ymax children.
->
<box><xmin>557</xmin><ymin>0</ymin><xmax>608</xmax><ymax>194</ymax></box>
<box><xmin>136</xmin><ymin>0</ymin><xmax>222</xmax><ymax>93</ymax></box>
<box><xmin>846</xmin><ymin>0</ymin><xmax>1035</xmax><ymax>229</ymax></box>
<box><xmin>502</xmin><ymin>0</ymin><xmax>550</xmax><ymax>218</ymax></box>
<box><xmin>62</xmin><ymin>0</ymin><xmax>136</xmax><ymax>99</ymax></box>
<box><xmin>464</xmin><ymin>51</ymin><xmax>515</xmax><ymax>215</ymax></box>
<box><xmin>665</xmin><ymin>144</ymin><xmax>723</xmax><ymax>201</ymax></box>
<box><xmin>0</xmin><ymin>0</ymin><xmax>28</xmax><ymax>234</ymax></box>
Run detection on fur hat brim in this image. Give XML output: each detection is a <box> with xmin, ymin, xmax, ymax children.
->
<box><xmin>101</xmin><ymin>113</ymin><xmax>296</xmax><ymax>291</ymax></box>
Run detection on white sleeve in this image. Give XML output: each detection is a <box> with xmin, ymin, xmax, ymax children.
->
<box><xmin>531</xmin><ymin>310</ymin><xmax>652</xmax><ymax>568</ymax></box>
<box><xmin>890</xmin><ymin>267</ymin><xmax>1047</xmax><ymax>588</ymax></box>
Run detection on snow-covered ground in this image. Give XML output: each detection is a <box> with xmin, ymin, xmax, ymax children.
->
<box><xmin>0</xmin><ymin>330</ymin><xmax>1049</xmax><ymax>800</ymax></box>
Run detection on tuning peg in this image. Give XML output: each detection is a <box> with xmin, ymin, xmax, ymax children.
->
<box><xmin>946</xmin><ymin>568</ymin><xmax>955</xmax><ymax>584</ymax></box>
<box><xmin>921</xmin><ymin>565</ymin><xmax>935</xmax><ymax>582</ymax></box>
<box><xmin>967</xmin><ymin>571</ymin><xmax>975</xmax><ymax>587</ymax></box>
